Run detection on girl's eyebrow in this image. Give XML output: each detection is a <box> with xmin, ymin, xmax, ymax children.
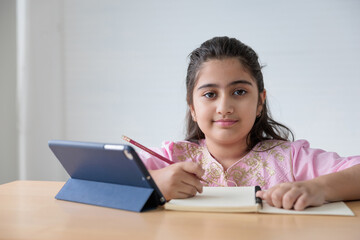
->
<box><xmin>197</xmin><ymin>80</ymin><xmax>253</xmax><ymax>90</ymax></box>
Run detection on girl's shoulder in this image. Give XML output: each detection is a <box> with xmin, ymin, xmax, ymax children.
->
<box><xmin>253</xmin><ymin>139</ymin><xmax>292</xmax><ymax>151</ymax></box>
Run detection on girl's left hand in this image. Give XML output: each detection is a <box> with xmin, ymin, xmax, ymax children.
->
<box><xmin>255</xmin><ymin>181</ymin><xmax>326</xmax><ymax>211</ymax></box>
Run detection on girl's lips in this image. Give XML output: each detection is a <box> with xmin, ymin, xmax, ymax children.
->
<box><xmin>214</xmin><ymin>119</ymin><xmax>238</xmax><ymax>127</ymax></box>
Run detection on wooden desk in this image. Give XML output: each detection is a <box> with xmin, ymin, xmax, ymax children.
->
<box><xmin>1</xmin><ymin>181</ymin><xmax>359</xmax><ymax>240</ymax></box>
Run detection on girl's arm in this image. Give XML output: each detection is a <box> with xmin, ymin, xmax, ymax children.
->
<box><xmin>148</xmin><ymin>162</ymin><xmax>205</xmax><ymax>201</ymax></box>
<box><xmin>256</xmin><ymin>164</ymin><xmax>360</xmax><ymax>210</ymax></box>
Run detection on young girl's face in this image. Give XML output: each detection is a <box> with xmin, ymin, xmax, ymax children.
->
<box><xmin>190</xmin><ymin>58</ymin><xmax>265</xmax><ymax>146</ymax></box>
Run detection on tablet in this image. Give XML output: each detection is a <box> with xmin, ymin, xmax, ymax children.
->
<box><xmin>49</xmin><ymin>140</ymin><xmax>166</xmax><ymax>211</ymax></box>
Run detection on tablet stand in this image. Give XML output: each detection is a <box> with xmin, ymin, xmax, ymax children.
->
<box><xmin>56</xmin><ymin>178</ymin><xmax>160</xmax><ymax>212</ymax></box>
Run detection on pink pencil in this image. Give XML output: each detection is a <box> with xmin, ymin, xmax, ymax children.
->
<box><xmin>122</xmin><ymin>135</ymin><xmax>173</xmax><ymax>165</ymax></box>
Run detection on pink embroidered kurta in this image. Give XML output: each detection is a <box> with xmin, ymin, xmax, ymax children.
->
<box><xmin>138</xmin><ymin>139</ymin><xmax>360</xmax><ymax>190</ymax></box>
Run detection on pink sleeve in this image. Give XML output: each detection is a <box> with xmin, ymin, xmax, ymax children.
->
<box><xmin>292</xmin><ymin>139</ymin><xmax>360</xmax><ymax>181</ymax></box>
<box><xmin>137</xmin><ymin>141</ymin><xmax>175</xmax><ymax>170</ymax></box>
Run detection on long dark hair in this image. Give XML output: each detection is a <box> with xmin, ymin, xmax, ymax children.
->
<box><xmin>185</xmin><ymin>36</ymin><xmax>294</xmax><ymax>150</ymax></box>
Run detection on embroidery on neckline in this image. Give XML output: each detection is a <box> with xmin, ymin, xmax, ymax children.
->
<box><xmin>173</xmin><ymin>140</ymin><xmax>291</xmax><ymax>188</ymax></box>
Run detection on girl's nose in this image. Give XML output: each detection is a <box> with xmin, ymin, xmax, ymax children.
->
<box><xmin>216</xmin><ymin>96</ymin><xmax>234</xmax><ymax>115</ymax></box>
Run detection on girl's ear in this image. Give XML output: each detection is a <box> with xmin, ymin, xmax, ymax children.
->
<box><xmin>189</xmin><ymin>105</ymin><xmax>197</xmax><ymax>122</ymax></box>
<box><xmin>257</xmin><ymin>89</ymin><xmax>267</xmax><ymax>116</ymax></box>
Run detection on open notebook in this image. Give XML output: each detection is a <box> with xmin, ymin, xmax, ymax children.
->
<box><xmin>164</xmin><ymin>186</ymin><xmax>355</xmax><ymax>216</ymax></box>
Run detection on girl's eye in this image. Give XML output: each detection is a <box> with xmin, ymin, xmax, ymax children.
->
<box><xmin>234</xmin><ymin>89</ymin><xmax>247</xmax><ymax>96</ymax></box>
<box><xmin>204</xmin><ymin>92</ymin><xmax>216</xmax><ymax>99</ymax></box>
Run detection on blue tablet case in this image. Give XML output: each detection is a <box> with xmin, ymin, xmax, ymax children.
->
<box><xmin>49</xmin><ymin>140</ymin><xmax>166</xmax><ymax>212</ymax></box>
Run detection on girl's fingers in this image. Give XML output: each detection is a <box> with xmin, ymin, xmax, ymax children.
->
<box><xmin>255</xmin><ymin>190</ymin><xmax>264</xmax><ymax>198</ymax></box>
<box><xmin>293</xmin><ymin>194</ymin><xmax>309</xmax><ymax>211</ymax></box>
<box><xmin>179</xmin><ymin>171</ymin><xmax>204</xmax><ymax>194</ymax></box>
<box><xmin>181</xmin><ymin>162</ymin><xmax>205</xmax><ymax>179</ymax></box>
<box><xmin>150</xmin><ymin>162</ymin><xmax>207</xmax><ymax>200</ymax></box>
<box><xmin>179</xmin><ymin>162</ymin><xmax>205</xmax><ymax>193</ymax></box>
<box><xmin>270</xmin><ymin>187</ymin><xmax>289</xmax><ymax>208</ymax></box>
<box><xmin>261</xmin><ymin>186</ymin><xmax>278</xmax><ymax>207</ymax></box>
<box><xmin>263</xmin><ymin>183</ymin><xmax>292</xmax><ymax>208</ymax></box>
<box><xmin>257</xmin><ymin>182</ymin><xmax>326</xmax><ymax>210</ymax></box>
<box><xmin>176</xmin><ymin>192</ymin><xmax>194</xmax><ymax>199</ymax></box>
<box><xmin>177</xmin><ymin>182</ymin><xmax>199</xmax><ymax>198</ymax></box>
<box><xmin>282</xmin><ymin>188</ymin><xmax>302</xmax><ymax>210</ymax></box>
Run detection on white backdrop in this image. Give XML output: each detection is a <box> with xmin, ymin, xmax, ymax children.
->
<box><xmin>2</xmin><ymin>0</ymin><xmax>360</xmax><ymax>183</ymax></box>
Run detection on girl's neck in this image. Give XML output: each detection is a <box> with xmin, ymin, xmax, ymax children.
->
<box><xmin>205</xmin><ymin>138</ymin><xmax>249</xmax><ymax>170</ymax></box>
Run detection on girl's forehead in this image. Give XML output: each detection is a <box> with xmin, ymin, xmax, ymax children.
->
<box><xmin>195</xmin><ymin>58</ymin><xmax>256</xmax><ymax>86</ymax></box>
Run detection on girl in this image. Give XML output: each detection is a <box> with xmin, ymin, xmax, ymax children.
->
<box><xmin>139</xmin><ymin>36</ymin><xmax>360</xmax><ymax>211</ymax></box>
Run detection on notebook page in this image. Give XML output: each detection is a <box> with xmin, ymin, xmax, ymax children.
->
<box><xmin>259</xmin><ymin>201</ymin><xmax>354</xmax><ymax>216</ymax></box>
<box><xmin>165</xmin><ymin>186</ymin><xmax>257</xmax><ymax>211</ymax></box>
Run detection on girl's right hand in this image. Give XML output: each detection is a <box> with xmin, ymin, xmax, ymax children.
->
<box><xmin>149</xmin><ymin>162</ymin><xmax>205</xmax><ymax>201</ymax></box>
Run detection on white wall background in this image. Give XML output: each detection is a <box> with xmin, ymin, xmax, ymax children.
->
<box><xmin>0</xmin><ymin>0</ymin><xmax>18</xmax><ymax>183</ymax></box>
<box><xmin>1</xmin><ymin>0</ymin><xmax>359</xmax><ymax>184</ymax></box>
